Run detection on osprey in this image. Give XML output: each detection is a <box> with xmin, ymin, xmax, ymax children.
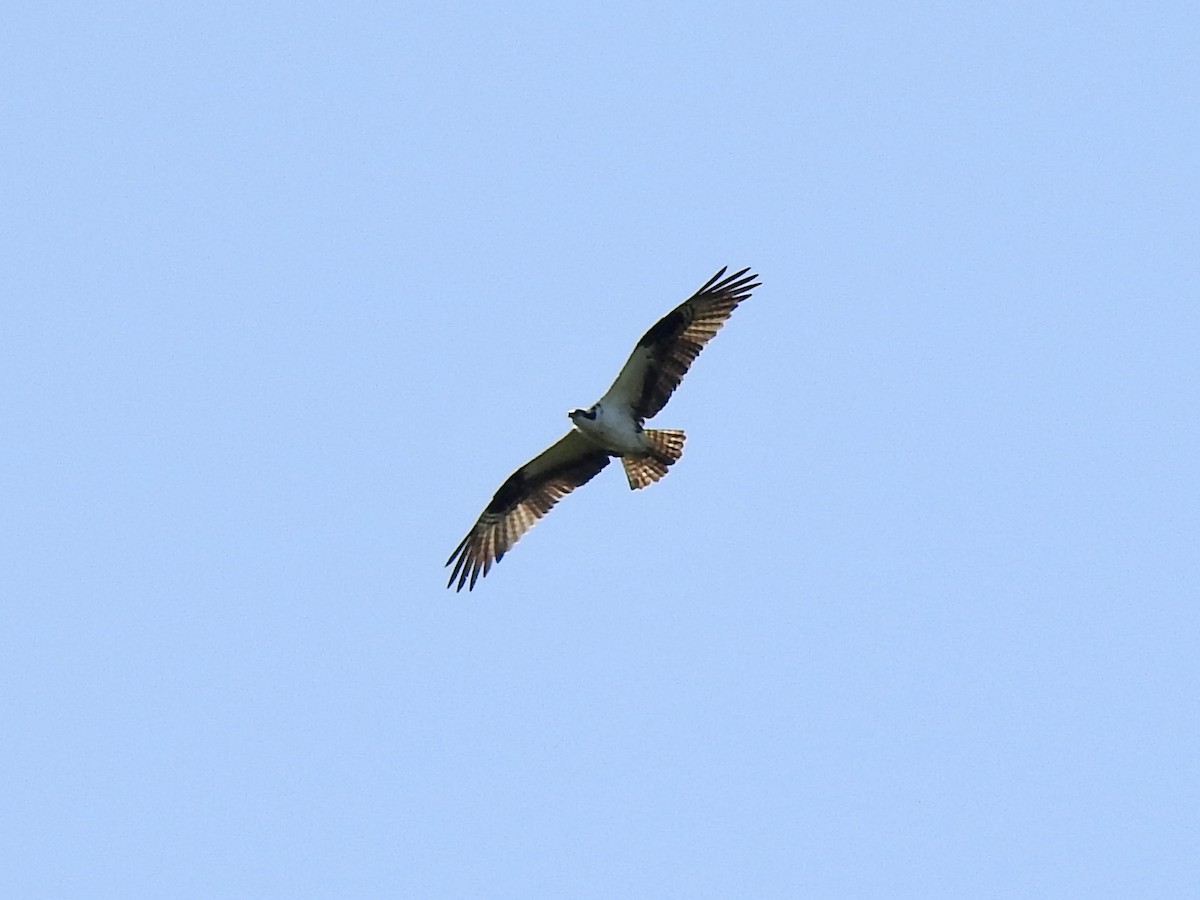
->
<box><xmin>446</xmin><ymin>266</ymin><xmax>759</xmax><ymax>591</ymax></box>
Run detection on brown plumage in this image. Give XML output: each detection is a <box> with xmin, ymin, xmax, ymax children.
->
<box><xmin>445</xmin><ymin>432</ymin><xmax>610</xmax><ymax>592</ymax></box>
<box><xmin>620</xmin><ymin>428</ymin><xmax>686</xmax><ymax>489</ymax></box>
<box><xmin>615</xmin><ymin>266</ymin><xmax>760</xmax><ymax>421</ymax></box>
<box><xmin>446</xmin><ymin>266</ymin><xmax>759</xmax><ymax>591</ymax></box>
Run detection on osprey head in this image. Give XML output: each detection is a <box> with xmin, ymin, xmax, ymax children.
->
<box><xmin>569</xmin><ymin>405</ymin><xmax>598</xmax><ymax>422</ymax></box>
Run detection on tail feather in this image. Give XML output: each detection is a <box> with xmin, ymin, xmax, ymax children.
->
<box><xmin>621</xmin><ymin>429</ymin><xmax>686</xmax><ymax>490</ymax></box>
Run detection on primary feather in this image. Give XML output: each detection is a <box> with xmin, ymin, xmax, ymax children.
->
<box><xmin>445</xmin><ymin>266</ymin><xmax>759</xmax><ymax>591</ymax></box>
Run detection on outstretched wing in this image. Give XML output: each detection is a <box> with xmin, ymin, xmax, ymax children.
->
<box><xmin>445</xmin><ymin>431</ymin><xmax>612</xmax><ymax>592</ymax></box>
<box><xmin>601</xmin><ymin>266</ymin><xmax>759</xmax><ymax>421</ymax></box>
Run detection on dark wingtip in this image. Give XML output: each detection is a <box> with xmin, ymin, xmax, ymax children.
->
<box><xmin>445</xmin><ymin>533</ymin><xmax>469</xmax><ymax>568</ymax></box>
<box><xmin>698</xmin><ymin>266</ymin><xmax>759</xmax><ymax>298</ymax></box>
<box><xmin>716</xmin><ymin>266</ymin><xmax>759</xmax><ymax>298</ymax></box>
<box><xmin>445</xmin><ymin>538</ymin><xmax>473</xmax><ymax>591</ymax></box>
<box><xmin>698</xmin><ymin>266</ymin><xmax>728</xmax><ymax>293</ymax></box>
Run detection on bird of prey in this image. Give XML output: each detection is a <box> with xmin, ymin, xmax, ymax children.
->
<box><xmin>445</xmin><ymin>266</ymin><xmax>759</xmax><ymax>591</ymax></box>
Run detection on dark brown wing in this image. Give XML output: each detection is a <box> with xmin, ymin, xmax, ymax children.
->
<box><xmin>600</xmin><ymin>267</ymin><xmax>759</xmax><ymax>421</ymax></box>
<box><xmin>445</xmin><ymin>431</ymin><xmax>612</xmax><ymax>591</ymax></box>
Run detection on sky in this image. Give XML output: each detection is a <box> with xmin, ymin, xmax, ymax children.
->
<box><xmin>3</xmin><ymin>2</ymin><xmax>1198</xmax><ymax>897</ymax></box>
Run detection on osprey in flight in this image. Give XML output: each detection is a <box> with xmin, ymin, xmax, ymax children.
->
<box><xmin>446</xmin><ymin>266</ymin><xmax>760</xmax><ymax>591</ymax></box>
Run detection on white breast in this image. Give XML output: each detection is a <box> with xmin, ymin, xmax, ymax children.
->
<box><xmin>575</xmin><ymin>403</ymin><xmax>647</xmax><ymax>455</ymax></box>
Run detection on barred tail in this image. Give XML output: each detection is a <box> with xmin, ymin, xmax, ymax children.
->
<box><xmin>621</xmin><ymin>429</ymin><xmax>686</xmax><ymax>490</ymax></box>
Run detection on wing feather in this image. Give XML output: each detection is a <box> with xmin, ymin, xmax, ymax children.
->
<box><xmin>445</xmin><ymin>431</ymin><xmax>611</xmax><ymax>591</ymax></box>
<box><xmin>601</xmin><ymin>266</ymin><xmax>759</xmax><ymax>420</ymax></box>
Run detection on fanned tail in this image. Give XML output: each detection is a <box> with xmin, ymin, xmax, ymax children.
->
<box><xmin>621</xmin><ymin>429</ymin><xmax>686</xmax><ymax>490</ymax></box>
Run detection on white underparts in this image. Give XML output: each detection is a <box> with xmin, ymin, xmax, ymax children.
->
<box><xmin>571</xmin><ymin>401</ymin><xmax>650</xmax><ymax>456</ymax></box>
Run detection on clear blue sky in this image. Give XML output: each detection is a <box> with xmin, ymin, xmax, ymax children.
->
<box><xmin>4</xmin><ymin>3</ymin><xmax>1197</xmax><ymax>897</ymax></box>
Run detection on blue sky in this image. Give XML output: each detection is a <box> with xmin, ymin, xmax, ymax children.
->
<box><xmin>4</xmin><ymin>2</ymin><xmax>1198</xmax><ymax>897</ymax></box>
